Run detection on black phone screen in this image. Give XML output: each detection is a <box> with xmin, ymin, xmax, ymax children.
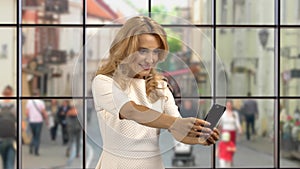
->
<box><xmin>204</xmin><ymin>104</ymin><xmax>226</xmax><ymax>130</ymax></box>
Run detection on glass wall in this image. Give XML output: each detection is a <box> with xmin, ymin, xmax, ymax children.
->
<box><xmin>0</xmin><ymin>0</ymin><xmax>300</xmax><ymax>168</ymax></box>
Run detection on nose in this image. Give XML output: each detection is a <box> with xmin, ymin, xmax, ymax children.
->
<box><xmin>145</xmin><ymin>52</ymin><xmax>154</xmax><ymax>63</ymax></box>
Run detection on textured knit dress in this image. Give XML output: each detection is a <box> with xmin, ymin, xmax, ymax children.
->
<box><xmin>92</xmin><ymin>75</ymin><xmax>181</xmax><ymax>169</ymax></box>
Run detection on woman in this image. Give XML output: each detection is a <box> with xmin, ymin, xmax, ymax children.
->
<box><xmin>219</xmin><ymin>100</ymin><xmax>242</xmax><ymax>144</ymax></box>
<box><xmin>25</xmin><ymin>89</ymin><xmax>48</xmax><ymax>156</ymax></box>
<box><xmin>92</xmin><ymin>16</ymin><xmax>220</xmax><ymax>169</ymax></box>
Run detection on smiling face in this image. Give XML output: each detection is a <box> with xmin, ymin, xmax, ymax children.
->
<box><xmin>129</xmin><ymin>34</ymin><xmax>162</xmax><ymax>78</ymax></box>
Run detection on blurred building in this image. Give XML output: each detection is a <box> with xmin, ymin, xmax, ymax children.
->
<box><xmin>21</xmin><ymin>0</ymin><xmax>123</xmax><ymax>96</ymax></box>
<box><xmin>189</xmin><ymin>0</ymin><xmax>300</xmax><ymax>137</ymax></box>
<box><xmin>0</xmin><ymin>1</ymin><xmax>17</xmax><ymax>93</ymax></box>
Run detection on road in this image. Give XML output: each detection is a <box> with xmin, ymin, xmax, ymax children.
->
<box><xmin>19</xmin><ymin>111</ymin><xmax>300</xmax><ymax>168</ymax></box>
<box><xmin>86</xmin><ymin>112</ymin><xmax>300</xmax><ymax>168</ymax></box>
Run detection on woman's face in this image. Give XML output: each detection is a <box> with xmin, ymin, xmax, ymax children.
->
<box><xmin>226</xmin><ymin>101</ymin><xmax>233</xmax><ymax>110</ymax></box>
<box><xmin>130</xmin><ymin>34</ymin><xmax>161</xmax><ymax>78</ymax></box>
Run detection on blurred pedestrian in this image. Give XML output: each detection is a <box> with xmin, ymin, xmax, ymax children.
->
<box><xmin>241</xmin><ymin>92</ymin><xmax>259</xmax><ymax>141</ymax></box>
<box><xmin>219</xmin><ymin>100</ymin><xmax>242</xmax><ymax>144</ymax></box>
<box><xmin>65</xmin><ymin>105</ymin><xmax>81</xmax><ymax>166</ymax></box>
<box><xmin>0</xmin><ymin>85</ymin><xmax>16</xmax><ymax>169</ymax></box>
<box><xmin>47</xmin><ymin>99</ymin><xmax>59</xmax><ymax>141</ymax></box>
<box><xmin>217</xmin><ymin>132</ymin><xmax>236</xmax><ymax>168</ymax></box>
<box><xmin>25</xmin><ymin>89</ymin><xmax>48</xmax><ymax>156</ymax></box>
<box><xmin>54</xmin><ymin>100</ymin><xmax>70</xmax><ymax>145</ymax></box>
<box><xmin>180</xmin><ymin>100</ymin><xmax>198</xmax><ymax>118</ymax></box>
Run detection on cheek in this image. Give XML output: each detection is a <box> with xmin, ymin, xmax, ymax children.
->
<box><xmin>153</xmin><ymin>55</ymin><xmax>159</xmax><ymax>63</ymax></box>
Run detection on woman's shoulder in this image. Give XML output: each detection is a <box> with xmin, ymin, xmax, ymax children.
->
<box><xmin>93</xmin><ymin>74</ymin><xmax>113</xmax><ymax>80</ymax></box>
<box><xmin>92</xmin><ymin>74</ymin><xmax>114</xmax><ymax>84</ymax></box>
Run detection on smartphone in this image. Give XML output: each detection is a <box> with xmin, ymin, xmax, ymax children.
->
<box><xmin>204</xmin><ymin>104</ymin><xmax>226</xmax><ymax>130</ymax></box>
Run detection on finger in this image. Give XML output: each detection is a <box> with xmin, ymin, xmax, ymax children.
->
<box><xmin>194</xmin><ymin>118</ymin><xmax>211</xmax><ymax>126</ymax></box>
<box><xmin>208</xmin><ymin>135</ymin><xmax>217</xmax><ymax>144</ymax></box>
<box><xmin>198</xmin><ymin>137</ymin><xmax>210</xmax><ymax>146</ymax></box>
<box><xmin>196</xmin><ymin>126</ymin><xmax>212</xmax><ymax>133</ymax></box>
<box><xmin>213</xmin><ymin>128</ymin><xmax>220</xmax><ymax>135</ymax></box>
<box><xmin>211</xmin><ymin>131</ymin><xmax>220</xmax><ymax>141</ymax></box>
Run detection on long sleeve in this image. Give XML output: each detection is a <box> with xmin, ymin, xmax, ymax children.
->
<box><xmin>92</xmin><ymin>75</ymin><xmax>131</xmax><ymax>115</ymax></box>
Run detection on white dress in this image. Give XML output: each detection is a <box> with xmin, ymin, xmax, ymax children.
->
<box><xmin>92</xmin><ymin>75</ymin><xmax>181</xmax><ymax>169</ymax></box>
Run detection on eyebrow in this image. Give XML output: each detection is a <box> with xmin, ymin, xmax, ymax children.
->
<box><xmin>138</xmin><ymin>47</ymin><xmax>160</xmax><ymax>50</ymax></box>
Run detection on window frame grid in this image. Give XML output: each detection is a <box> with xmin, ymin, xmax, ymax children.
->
<box><xmin>0</xmin><ymin>0</ymin><xmax>298</xmax><ymax>168</ymax></box>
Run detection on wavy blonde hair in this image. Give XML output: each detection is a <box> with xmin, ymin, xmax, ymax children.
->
<box><xmin>95</xmin><ymin>16</ymin><xmax>169</xmax><ymax>101</ymax></box>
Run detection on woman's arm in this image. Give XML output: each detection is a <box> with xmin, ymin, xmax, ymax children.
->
<box><xmin>120</xmin><ymin>101</ymin><xmax>219</xmax><ymax>145</ymax></box>
<box><xmin>92</xmin><ymin>75</ymin><xmax>219</xmax><ymax>145</ymax></box>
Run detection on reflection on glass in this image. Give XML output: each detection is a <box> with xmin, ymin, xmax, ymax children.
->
<box><xmin>22</xmin><ymin>99</ymin><xmax>83</xmax><ymax>168</ymax></box>
<box><xmin>280</xmin><ymin>99</ymin><xmax>300</xmax><ymax>168</ymax></box>
<box><xmin>22</xmin><ymin>0</ymin><xmax>82</xmax><ymax>24</ymax></box>
<box><xmin>22</xmin><ymin>27</ymin><xmax>82</xmax><ymax>97</ymax></box>
<box><xmin>281</xmin><ymin>0</ymin><xmax>300</xmax><ymax>25</ymax></box>
<box><xmin>0</xmin><ymin>1</ymin><xmax>16</xmax><ymax>23</ymax></box>
<box><xmin>0</xmin><ymin>28</ymin><xmax>16</xmax><ymax>95</ymax></box>
<box><xmin>280</xmin><ymin>29</ymin><xmax>300</xmax><ymax>97</ymax></box>
<box><xmin>216</xmin><ymin>0</ymin><xmax>274</xmax><ymax>25</ymax></box>
<box><xmin>216</xmin><ymin>28</ymin><xmax>274</xmax><ymax>96</ymax></box>
<box><xmin>216</xmin><ymin>99</ymin><xmax>274</xmax><ymax>168</ymax></box>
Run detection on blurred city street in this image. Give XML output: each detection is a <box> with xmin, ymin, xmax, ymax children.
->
<box><xmin>21</xmin><ymin>124</ymin><xmax>82</xmax><ymax>169</ymax></box>
<box><xmin>85</xmin><ymin>113</ymin><xmax>300</xmax><ymax>169</ymax></box>
<box><xmin>4</xmin><ymin>111</ymin><xmax>297</xmax><ymax>169</ymax></box>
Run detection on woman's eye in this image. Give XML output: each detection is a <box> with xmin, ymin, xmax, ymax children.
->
<box><xmin>153</xmin><ymin>49</ymin><xmax>160</xmax><ymax>55</ymax></box>
<box><xmin>138</xmin><ymin>48</ymin><xmax>148</xmax><ymax>54</ymax></box>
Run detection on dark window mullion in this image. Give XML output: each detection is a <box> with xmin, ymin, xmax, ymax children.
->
<box><xmin>275</xmin><ymin>0</ymin><xmax>280</xmax><ymax>168</ymax></box>
<box><xmin>17</xmin><ymin>0</ymin><xmax>22</xmax><ymax>169</ymax></box>
<box><xmin>83</xmin><ymin>0</ymin><xmax>87</xmax><ymax>168</ymax></box>
<box><xmin>148</xmin><ymin>0</ymin><xmax>151</xmax><ymax>18</ymax></box>
<box><xmin>211</xmin><ymin>0</ymin><xmax>217</xmax><ymax>168</ymax></box>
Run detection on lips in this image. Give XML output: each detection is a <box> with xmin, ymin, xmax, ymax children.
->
<box><xmin>140</xmin><ymin>64</ymin><xmax>151</xmax><ymax>70</ymax></box>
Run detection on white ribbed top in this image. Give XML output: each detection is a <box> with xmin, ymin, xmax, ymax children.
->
<box><xmin>92</xmin><ymin>75</ymin><xmax>181</xmax><ymax>169</ymax></box>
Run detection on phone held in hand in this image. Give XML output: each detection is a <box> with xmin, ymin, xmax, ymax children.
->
<box><xmin>204</xmin><ymin>103</ymin><xmax>226</xmax><ymax>130</ymax></box>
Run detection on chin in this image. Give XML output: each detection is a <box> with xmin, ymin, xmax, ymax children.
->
<box><xmin>138</xmin><ymin>70</ymin><xmax>151</xmax><ymax>77</ymax></box>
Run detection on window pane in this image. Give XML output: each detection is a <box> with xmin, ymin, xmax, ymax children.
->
<box><xmin>22</xmin><ymin>99</ymin><xmax>83</xmax><ymax>168</ymax></box>
<box><xmin>280</xmin><ymin>99</ymin><xmax>300</xmax><ymax>168</ymax></box>
<box><xmin>216</xmin><ymin>99</ymin><xmax>274</xmax><ymax>168</ymax></box>
<box><xmin>216</xmin><ymin>0</ymin><xmax>274</xmax><ymax>25</ymax></box>
<box><xmin>0</xmin><ymin>1</ymin><xmax>16</xmax><ymax>23</ymax></box>
<box><xmin>87</xmin><ymin>0</ymin><xmax>148</xmax><ymax>24</ymax></box>
<box><xmin>152</xmin><ymin>0</ymin><xmax>211</xmax><ymax>25</ymax></box>
<box><xmin>216</xmin><ymin>28</ymin><xmax>275</xmax><ymax>97</ymax></box>
<box><xmin>22</xmin><ymin>0</ymin><xmax>82</xmax><ymax>24</ymax></box>
<box><xmin>159</xmin><ymin>27</ymin><xmax>212</xmax><ymax>97</ymax></box>
<box><xmin>22</xmin><ymin>27</ymin><xmax>82</xmax><ymax>97</ymax></box>
<box><xmin>281</xmin><ymin>0</ymin><xmax>300</xmax><ymax>25</ymax></box>
<box><xmin>0</xmin><ymin>28</ymin><xmax>16</xmax><ymax>96</ymax></box>
<box><xmin>86</xmin><ymin>27</ymin><xmax>121</xmax><ymax>97</ymax></box>
<box><xmin>280</xmin><ymin>28</ymin><xmax>300</xmax><ymax>97</ymax></box>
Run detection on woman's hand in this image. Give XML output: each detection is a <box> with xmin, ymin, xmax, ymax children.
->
<box><xmin>181</xmin><ymin>128</ymin><xmax>220</xmax><ymax>145</ymax></box>
<box><xmin>168</xmin><ymin>117</ymin><xmax>213</xmax><ymax>143</ymax></box>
